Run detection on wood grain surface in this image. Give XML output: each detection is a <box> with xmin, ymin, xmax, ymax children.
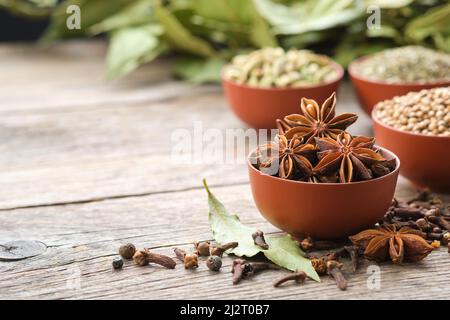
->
<box><xmin>0</xmin><ymin>41</ymin><xmax>448</xmax><ymax>300</ymax></box>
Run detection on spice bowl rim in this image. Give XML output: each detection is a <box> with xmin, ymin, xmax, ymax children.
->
<box><xmin>221</xmin><ymin>60</ymin><xmax>344</xmax><ymax>92</ymax></box>
<box><xmin>247</xmin><ymin>145</ymin><xmax>401</xmax><ymax>186</ymax></box>
<box><xmin>372</xmin><ymin>107</ymin><xmax>450</xmax><ymax>141</ymax></box>
<box><xmin>348</xmin><ymin>55</ymin><xmax>450</xmax><ymax>87</ymax></box>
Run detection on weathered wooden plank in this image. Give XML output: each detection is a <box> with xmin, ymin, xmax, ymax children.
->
<box><xmin>0</xmin><ymin>182</ymin><xmax>448</xmax><ymax>299</ymax></box>
<box><xmin>0</xmin><ymin>41</ymin><xmax>218</xmax><ymax>113</ymax></box>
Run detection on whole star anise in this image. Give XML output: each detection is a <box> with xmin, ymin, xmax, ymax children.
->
<box><xmin>313</xmin><ymin>132</ymin><xmax>386</xmax><ymax>183</ymax></box>
<box><xmin>282</xmin><ymin>93</ymin><xmax>358</xmax><ymax>144</ymax></box>
<box><xmin>349</xmin><ymin>225</ymin><xmax>433</xmax><ymax>264</ymax></box>
<box><xmin>258</xmin><ymin>135</ymin><xmax>316</xmax><ymax>180</ymax></box>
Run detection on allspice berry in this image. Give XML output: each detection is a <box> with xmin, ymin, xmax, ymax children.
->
<box><xmin>133</xmin><ymin>249</ymin><xmax>149</xmax><ymax>266</ymax></box>
<box><xmin>119</xmin><ymin>243</ymin><xmax>136</xmax><ymax>260</ymax></box>
<box><xmin>195</xmin><ymin>241</ymin><xmax>210</xmax><ymax>256</ymax></box>
<box><xmin>206</xmin><ymin>255</ymin><xmax>222</xmax><ymax>271</ymax></box>
<box><xmin>112</xmin><ymin>257</ymin><xmax>123</xmax><ymax>269</ymax></box>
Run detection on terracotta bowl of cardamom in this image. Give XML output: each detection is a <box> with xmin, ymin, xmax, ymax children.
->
<box><xmin>247</xmin><ymin>148</ymin><xmax>400</xmax><ymax>240</ymax></box>
<box><xmin>222</xmin><ymin>63</ymin><xmax>344</xmax><ymax>129</ymax></box>
<box><xmin>372</xmin><ymin>112</ymin><xmax>450</xmax><ymax>193</ymax></box>
<box><xmin>348</xmin><ymin>57</ymin><xmax>450</xmax><ymax>115</ymax></box>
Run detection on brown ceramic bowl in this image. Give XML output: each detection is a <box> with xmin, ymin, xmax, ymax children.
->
<box><xmin>222</xmin><ymin>62</ymin><xmax>344</xmax><ymax>129</ymax></box>
<box><xmin>372</xmin><ymin>110</ymin><xmax>450</xmax><ymax>193</ymax></box>
<box><xmin>349</xmin><ymin>56</ymin><xmax>450</xmax><ymax>115</ymax></box>
<box><xmin>248</xmin><ymin>148</ymin><xmax>400</xmax><ymax>240</ymax></box>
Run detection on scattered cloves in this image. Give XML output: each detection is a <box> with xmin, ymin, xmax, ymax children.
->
<box><xmin>327</xmin><ymin>260</ymin><xmax>347</xmax><ymax>291</ymax></box>
<box><xmin>273</xmin><ymin>271</ymin><xmax>306</xmax><ymax>288</ymax></box>
<box><xmin>194</xmin><ymin>241</ymin><xmax>210</xmax><ymax>256</ymax></box>
<box><xmin>174</xmin><ymin>248</ymin><xmax>198</xmax><ymax>269</ymax></box>
<box><xmin>133</xmin><ymin>249</ymin><xmax>176</xmax><ymax>269</ymax></box>
<box><xmin>210</xmin><ymin>242</ymin><xmax>238</xmax><ymax>257</ymax></box>
<box><xmin>252</xmin><ymin>230</ymin><xmax>269</xmax><ymax>250</ymax></box>
<box><xmin>344</xmin><ymin>245</ymin><xmax>360</xmax><ymax>272</ymax></box>
<box><xmin>231</xmin><ymin>259</ymin><xmax>279</xmax><ymax>285</ymax></box>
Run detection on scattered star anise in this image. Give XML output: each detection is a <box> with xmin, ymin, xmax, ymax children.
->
<box><xmin>349</xmin><ymin>224</ymin><xmax>434</xmax><ymax>264</ymax></box>
<box><xmin>282</xmin><ymin>93</ymin><xmax>358</xmax><ymax>144</ymax></box>
<box><xmin>313</xmin><ymin>132</ymin><xmax>386</xmax><ymax>183</ymax></box>
<box><xmin>258</xmin><ymin>135</ymin><xmax>316</xmax><ymax>180</ymax></box>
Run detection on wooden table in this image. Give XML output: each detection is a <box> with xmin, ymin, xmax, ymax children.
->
<box><xmin>0</xmin><ymin>41</ymin><xmax>448</xmax><ymax>300</ymax></box>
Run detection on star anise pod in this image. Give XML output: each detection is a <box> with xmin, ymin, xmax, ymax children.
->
<box><xmin>258</xmin><ymin>135</ymin><xmax>316</xmax><ymax>180</ymax></box>
<box><xmin>313</xmin><ymin>132</ymin><xmax>386</xmax><ymax>183</ymax></box>
<box><xmin>282</xmin><ymin>93</ymin><xmax>358</xmax><ymax>144</ymax></box>
<box><xmin>349</xmin><ymin>225</ymin><xmax>433</xmax><ymax>264</ymax></box>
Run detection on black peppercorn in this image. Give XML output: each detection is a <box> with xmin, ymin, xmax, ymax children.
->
<box><xmin>206</xmin><ymin>255</ymin><xmax>222</xmax><ymax>271</ymax></box>
<box><xmin>112</xmin><ymin>256</ymin><xmax>123</xmax><ymax>269</ymax></box>
<box><xmin>119</xmin><ymin>243</ymin><xmax>136</xmax><ymax>260</ymax></box>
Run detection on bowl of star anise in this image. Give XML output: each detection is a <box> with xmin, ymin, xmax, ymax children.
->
<box><xmin>248</xmin><ymin>93</ymin><xmax>400</xmax><ymax>240</ymax></box>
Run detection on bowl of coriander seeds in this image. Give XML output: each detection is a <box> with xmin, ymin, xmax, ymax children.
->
<box><xmin>349</xmin><ymin>46</ymin><xmax>450</xmax><ymax>114</ymax></box>
<box><xmin>372</xmin><ymin>87</ymin><xmax>450</xmax><ymax>192</ymax></box>
<box><xmin>222</xmin><ymin>47</ymin><xmax>344</xmax><ymax>129</ymax></box>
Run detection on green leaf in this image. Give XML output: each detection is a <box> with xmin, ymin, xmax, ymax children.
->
<box><xmin>106</xmin><ymin>24</ymin><xmax>166</xmax><ymax>80</ymax></box>
<box><xmin>173</xmin><ymin>57</ymin><xmax>226</xmax><ymax>84</ymax></box>
<box><xmin>191</xmin><ymin>0</ymin><xmax>277</xmax><ymax>48</ymax></box>
<box><xmin>404</xmin><ymin>3</ymin><xmax>450</xmax><ymax>50</ymax></box>
<box><xmin>89</xmin><ymin>0</ymin><xmax>154</xmax><ymax>35</ymax></box>
<box><xmin>154</xmin><ymin>0</ymin><xmax>216</xmax><ymax>57</ymax></box>
<box><xmin>0</xmin><ymin>0</ymin><xmax>56</xmax><ymax>17</ymax></box>
<box><xmin>41</xmin><ymin>0</ymin><xmax>133</xmax><ymax>42</ymax></box>
<box><xmin>254</xmin><ymin>0</ymin><xmax>363</xmax><ymax>35</ymax></box>
<box><xmin>203</xmin><ymin>179</ymin><xmax>320</xmax><ymax>281</ymax></box>
<box><xmin>264</xmin><ymin>235</ymin><xmax>320</xmax><ymax>282</ymax></box>
<box><xmin>204</xmin><ymin>179</ymin><xmax>261</xmax><ymax>257</ymax></box>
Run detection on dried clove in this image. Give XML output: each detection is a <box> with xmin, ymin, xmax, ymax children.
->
<box><xmin>231</xmin><ymin>259</ymin><xmax>279</xmax><ymax>285</ymax></box>
<box><xmin>427</xmin><ymin>232</ymin><xmax>443</xmax><ymax>241</ymax></box>
<box><xmin>393</xmin><ymin>207</ymin><xmax>425</xmax><ymax>220</ymax></box>
<box><xmin>133</xmin><ymin>249</ymin><xmax>176</xmax><ymax>269</ymax></box>
<box><xmin>210</xmin><ymin>242</ymin><xmax>238</xmax><ymax>257</ymax></box>
<box><xmin>428</xmin><ymin>216</ymin><xmax>450</xmax><ymax>231</ymax></box>
<box><xmin>273</xmin><ymin>271</ymin><xmax>306</xmax><ymax>288</ymax></box>
<box><xmin>448</xmin><ymin>243</ymin><xmax>450</xmax><ymax>254</ymax></box>
<box><xmin>119</xmin><ymin>243</ymin><xmax>136</xmax><ymax>260</ymax></box>
<box><xmin>327</xmin><ymin>260</ymin><xmax>347</xmax><ymax>291</ymax></box>
<box><xmin>407</xmin><ymin>188</ymin><xmax>431</xmax><ymax>204</ymax></box>
<box><xmin>252</xmin><ymin>230</ymin><xmax>269</xmax><ymax>250</ymax></box>
<box><xmin>174</xmin><ymin>248</ymin><xmax>198</xmax><ymax>269</ymax></box>
<box><xmin>344</xmin><ymin>245</ymin><xmax>360</xmax><ymax>272</ymax></box>
<box><xmin>194</xmin><ymin>241</ymin><xmax>210</xmax><ymax>256</ymax></box>
<box><xmin>300</xmin><ymin>237</ymin><xmax>341</xmax><ymax>251</ymax></box>
<box><xmin>231</xmin><ymin>259</ymin><xmax>246</xmax><ymax>285</ymax></box>
<box><xmin>206</xmin><ymin>255</ymin><xmax>222</xmax><ymax>271</ymax></box>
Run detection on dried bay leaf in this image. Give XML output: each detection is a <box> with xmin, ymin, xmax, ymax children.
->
<box><xmin>204</xmin><ymin>179</ymin><xmax>261</xmax><ymax>257</ymax></box>
<box><xmin>173</xmin><ymin>57</ymin><xmax>226</xmax><ymax>84</ymax></box>
<box><xmin>89</xmin><ymin>0</ymin><xmax>155</xmax><ymax>35</ymax></box>
<box><xmin>264</xmin><ymin>235</ymin><xmax>320</xmax><ymax>282</ymax></box>
<box><xmin>203</xmin><ymin>179</ymin><xmax>320</xmax><ymax>281</ymax></box>
<box><xmin>154</xmin><ymin>1</ymin><xmax>216</xmax><ymax>58</ymax></box>
<box><xmin>106</xmin><ymin>24</ymin><xmax>167</xmax><ymax>80</ymax></box>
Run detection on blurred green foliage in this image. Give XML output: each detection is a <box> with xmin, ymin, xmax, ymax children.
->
<box><xmin>2</xmin><ymin>0</ymin><xmax>449</xmax><ymax>82</ymax></box>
